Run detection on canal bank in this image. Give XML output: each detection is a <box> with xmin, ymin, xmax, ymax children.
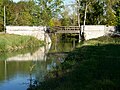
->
<box><xmin>0</xmin><ymin>34</ymin><xmax>44</xmax><ymax>52</ymax></box>
<box><xmin>37</xmin><ymin>36</ymin><xmax>120</xmax><ymax>90</ymax></box>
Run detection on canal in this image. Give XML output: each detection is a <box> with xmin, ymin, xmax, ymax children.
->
<box><xmin>0</xmin><ymin>38</ymin><xmax>78</xmax><ymax>90</ymax></box>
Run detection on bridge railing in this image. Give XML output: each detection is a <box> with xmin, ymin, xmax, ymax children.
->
<box><xmin>52</xmin><ymin>26</ymin><xmax>80</xmax><ymax>31</ymax></box>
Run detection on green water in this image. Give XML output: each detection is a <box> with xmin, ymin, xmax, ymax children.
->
<box><xmin>0</xmin><ymin>39</ymin><xmax>78</xmax><ymax>90</ymax></box>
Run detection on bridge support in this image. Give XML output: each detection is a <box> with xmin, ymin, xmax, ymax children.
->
<box><xmin>79</xmin><ymin>31</ymin><xmax>81</xmax><ymax>42</ymax></box>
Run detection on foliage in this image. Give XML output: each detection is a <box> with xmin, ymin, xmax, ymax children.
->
<box><xmin>113</xmin><ymin>1</ymin><xmax>120</xmax><ymax>26</ymax></box>
<box><xmin>59</xmin><ymin>0</ymin><xmax>120</xmax><ymax>26</ymax></box>
<box><xmin>60</xmin><ymin>7</ymin><xmax>72</xmax><ymax>26</ymax></box>
<box><xmin>0</xmin><ymin>0</ymin><xmax>64</xmax><ymax>31</ymax></box>
<box><xmin>84</xmin><ymin>0</ymin><xmax>105</xmax><ymax>25</ymax></box>
<box><xmin>77</xmin><ymin>0</ymin><xmax>119</xmax><ymax>25</ymax></box>
<box><xmin>49</xmin><ymin>18</ymin><xmax>61</xmax><ymax>26</ymax></box>
<box><xmin>36</xmin><ymin>0</ymin><xmax>64</xmax><ymax>26</ymax></box>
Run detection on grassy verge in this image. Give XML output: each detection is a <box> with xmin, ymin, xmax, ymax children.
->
<box><xmin>0</xmin><ymin>34</ymin><xmax>44</xmax><ymax>52</ymax></box>
<box><xmin>37</xmin><ymin>36</ymin><xmax>120</xmax><ymax>90</ymax></box>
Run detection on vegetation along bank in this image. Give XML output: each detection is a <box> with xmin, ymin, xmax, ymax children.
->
<box><xmin>36</xmin><ymin>36</ymin><xmax>120</xmax><ymax>90</ymax></box>
<box><xmin>0</xmin><ymin>34</ymin><xmax>44</xmax><ymax>52</ymax></box>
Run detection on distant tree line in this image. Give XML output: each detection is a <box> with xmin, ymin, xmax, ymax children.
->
<box><xmin>0</xmin><ymin>0</ymin><xmax>120</xmax><ymax>31</ymax></box>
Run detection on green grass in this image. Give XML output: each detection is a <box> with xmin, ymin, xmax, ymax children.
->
<box><xmin>36</xmin><ymin>36</ymin><xmax>120</xmax><ymax>90</ymax></box>
<box><xmin>0</xmin><ymin>34</ymin><xmax>44</xmax><ymax>52</ymax></box>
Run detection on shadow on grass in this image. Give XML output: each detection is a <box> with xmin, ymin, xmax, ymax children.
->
<box><xmin>32</xmin><ymin>44</ymin><xmax>120</xmax><ymax>90</ymax></box>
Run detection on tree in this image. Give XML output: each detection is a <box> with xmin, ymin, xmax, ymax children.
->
<box><xmin>13</xmin><ymin>1</ymin><xmax>35</xmax><ymax>25</ymax></box>
<box><xmin>113</xmin><ymin>1</ymin><xmax>120</xmax><ymax>26</ymax></box>
<box><xmin>0</xmin><ymin>0</ymin><xmax>3</xmax><ymax>31</ymax></box>
<box><xmin>60</xmin><ymin>7</ymin><xmax>72</xmax><ymax>26</ymax></box>
<box><xmin>3</xmin><ymin>0</ymin><xmax>39</xmax><ymax>26</ymax></box>
<box><xmin>104</xmin><ymin>0</ymin><xmax>119</xmax><ymax>25</ymax></box>
<box><xmin>37</xmin><ymin>0</ymin><xmax>64</xmax><ymax>26</ymax></box>
<box><xmin>49</xmin><ymin>18</ymin><xmax>61</xmax><ymax>26</ymax></box>
<box><xmin>78</xmin><ymin>0</ymin><xmax>96</xmax><ymax>33</ymax></box>
<box><xmin>85</xmin><ymin>0</ymin><xmax>105</xmax><ymax>25</ymax></box>
<box><xmin>0</xmin><ymin>0</ymin><xmax>64</xmax><ymax>27</ymax></box>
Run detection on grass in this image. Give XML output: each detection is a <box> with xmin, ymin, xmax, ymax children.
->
<box><xmin>0</xmin><ymin>34</ymin><xmax>44</xmax><ymax>52</ymax></box>
<box><xmin>35</xmin><ymin>36</ymin><xmax>120</xmax><ymax>90</ymax></box>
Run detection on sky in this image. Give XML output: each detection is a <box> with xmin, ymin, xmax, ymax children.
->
<box><xmin>13</xmin><ymin>0</ymin><xmax>75</xmax><ymax>5</ymax></box>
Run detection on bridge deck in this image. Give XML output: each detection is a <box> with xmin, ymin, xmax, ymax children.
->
<box><xmin>51</xmin><ymin>26</ymin><xmax>80</xmax><ymax>34</ymax></box>
<box><xmin>56</xmin><ymin>30</ymin><xmax>80</xmax><ymax>33</ymax></box>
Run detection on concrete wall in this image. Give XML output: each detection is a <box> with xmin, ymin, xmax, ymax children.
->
<box><xmin>6</xmin><ymin>26</ymin><xmax>51</xmax><ymax>43</ymax></box>
<box><xmin>81</xmin><ymin>25</ymin><xmax>116</xmax><ymax>40</ymax></box>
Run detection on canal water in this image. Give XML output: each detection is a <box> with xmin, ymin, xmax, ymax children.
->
<box><xmin>0</xmin><ymin>39</ymin><xmax>78</xmax><ymax>90</ymax></box>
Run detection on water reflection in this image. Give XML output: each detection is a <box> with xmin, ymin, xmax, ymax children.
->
<box><xmin>0</xmin><ymin>43</ymin><xmax>51</xmax><ymax>90</ymax></box>
<box><xmin>0</xmin><ymin>39</ymin><xmax>78</xmax><ymax>90</ymax></box>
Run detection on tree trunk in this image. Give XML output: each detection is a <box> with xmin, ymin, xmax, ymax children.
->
<box><xmin>83</xmin><ymin>3</ymin><xmax>87</xmax><ymax>33</ymax></box>
<box><xmin>77</xmin><ymin>1</ymin><xmax>81</xmax><ymax>31</ymax></box>
<box><xmin>12</xmin><ymin>13</ymin><xmax>19</xmax><ymax>25</ymax></box>
<box><xmin>77</xmin><ymin>0</ymin><xmax>81</xmax><ymax>42</ymax></box>
<box><xmin>4</xmin><ymin>6</ymin><xmax>6</xmax><ymax>33</ymax></box>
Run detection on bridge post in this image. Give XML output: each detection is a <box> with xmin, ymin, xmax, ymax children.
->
<box><xmin>79</xmin><ymin>31</ymin><xmax>81</xmax><ymax>42</ymax></box>
<box><xmin>78</xmin><ymin>26</ymin><xmax>82</xmax><ymax>42</ymax></box>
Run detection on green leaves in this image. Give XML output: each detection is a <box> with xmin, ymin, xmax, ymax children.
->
<box><xmin>37</xmin><ymin>0</ymin><xmax>64</xmax><ymax>26</ymax></box>
<box><xmin>113</xmin><ymin>1</ymin><xmax>120</xmax><ymax>26</ymax></box>
<box><xmin>77</xmin><ymin>0</ymin><xmax>120</xmax><ymax>25</ymax></box>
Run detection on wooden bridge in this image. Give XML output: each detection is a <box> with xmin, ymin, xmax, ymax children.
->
<box><xmin>51</xmin><ymin>26</ymin><xmax>80</xmax><ymax>34</ymax></box>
